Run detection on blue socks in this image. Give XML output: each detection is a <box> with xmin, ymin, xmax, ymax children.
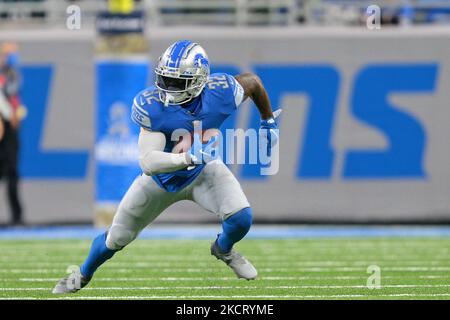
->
<box><xmin>217</xmin><ymin>207</ymin><xmax>252</xmax><ymax>252</ymax></box>
<box><xmin>80</xmin><ymin>232</ymin><xmax>117</xmax><ymax>279</ymax></box>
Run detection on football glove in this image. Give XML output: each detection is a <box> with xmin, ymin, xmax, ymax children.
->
<box><xmin>259</xmin><ymin>109</ymin><xmax>282</xmax><ymax>157</ymax></box>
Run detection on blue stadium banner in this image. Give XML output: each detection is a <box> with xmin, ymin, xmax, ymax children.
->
<box><xmin>95</xmin><ymin>60</ymin><xmax>149</xmax><ymax>209</ymax></box>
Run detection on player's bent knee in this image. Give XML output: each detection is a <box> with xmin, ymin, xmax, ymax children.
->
<box><xmin>225</xmin><ymin>207</ymin><xmax>252</xmax><ymax>232</ymax></box>
<box><xmin>106</xmin><ymin>225</ymin><xmax>138</xmax><ymax>250</ymax></box>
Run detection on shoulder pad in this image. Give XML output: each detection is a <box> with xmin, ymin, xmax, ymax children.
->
<box><xmin>131</xmin><ymin>88</ymin><xmax>160</xmax><ymax>130</ymax></box>
<box><xmin>207</xmin><ymin>73</ymin><xmax>230</xmax><ymax>90</ymax></box>
<box><xmin>207</xmin><ymin>73</ymin><xmax>243</xmax><ymax>108</ymax></box>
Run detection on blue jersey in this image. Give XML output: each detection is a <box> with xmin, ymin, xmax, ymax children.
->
<box><xmin>131</xmin><ymin>73</ymin><xmax>244</xmax><ymax>192</ymax></box>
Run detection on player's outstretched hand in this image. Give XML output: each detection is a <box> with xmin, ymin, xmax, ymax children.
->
<box><xmin>259</xmin><ymin>109</ymin><xmax>282</xmax><ymax>157</ymax></box>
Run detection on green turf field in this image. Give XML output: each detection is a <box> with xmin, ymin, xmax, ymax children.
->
<box><xmin>0</xmin><ymin>238</ymin><xmax>449</xmax><ymax>300</ymax></box>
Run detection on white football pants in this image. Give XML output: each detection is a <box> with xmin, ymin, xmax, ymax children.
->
<box><xmin>106</xmin><ymin>159</ymin><xmax>250</xmax><ymax>250</ymax></box>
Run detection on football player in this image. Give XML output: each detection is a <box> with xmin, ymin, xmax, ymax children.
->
<box><xmin>53</xmin><ymin>40</ymin><xmax>280</xmax><ymax>293</ymax></box>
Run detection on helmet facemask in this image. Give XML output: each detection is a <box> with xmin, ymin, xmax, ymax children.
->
<box><xmin>155</xmin><ymin>72</ymin><xmax>206</xmax><ymax>106</ymax></box>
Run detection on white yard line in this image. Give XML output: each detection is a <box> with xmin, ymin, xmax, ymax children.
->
<box><xmin>2</xmin><ymin>240</ymin><xmax>447</xmax><ymax>245</ymax></box>
<box><xmin>1</xmin><ymin>293</ymin><xmax>450</xmax><ymax>300</ymax></box>
<box><xmin>0</xmin><ymin>261</ymin><xmax>449</xmax><ymax>267</ymax></box>
<box><xmin>1</xmin><ymin>245</ymin><xmax>447</xmax><ymax>250</ymax></box>
<box><xmin>0</xmin><ymin>270</ymin><xmax>64</xmax><ymax>273</ymax></box>
<box><xmin>1</xmin><ymin>266</ymin><xmax>450</xmax><ymax>273</ymax></box>
<box><xmin>1</xmin><ymin>284</ymin><xmax>450</xmax><ymax>291</ymax></box>
<box><xmin>0</xmin><ymin>255</ymin><xmax>447</xmax><ymax>263</ymax></box>
<box><xmin>1</xmin><ymin>259</ymin><xmax>449</xmax><ymax>265</ymax></box>
<box><xmin>0</xmin><ymin>257</ymin><xmax>449</xmax><ymax>262</ymax></box>
<box><xmin>0</xmin><ymin>246</ymin><xmax>448</xmax><ymax>252</ymax></box>
<box><xmin>8</xmin><ymin>275</ymin><xmax>450</xmax><ymax>282</ymax></box>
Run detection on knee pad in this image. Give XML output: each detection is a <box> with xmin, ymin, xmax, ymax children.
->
<box><xmin>224</xmin><ymin>207</ymin><xmax>252</xmax><ymax>234</ymax></box>
<box><xmin>106</xmin><ymin>224</ymin><xmax>137</xmax><ymax>250</ymax></box>
<box><xmin>217</xmin><ymin>207</ymin><xmax>252</xmax><ymax>252</ymax></box>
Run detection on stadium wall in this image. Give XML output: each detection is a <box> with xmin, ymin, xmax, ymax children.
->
<box><xmin>0</xmin><ymin>27</ymin><xmax>449</xmax><ymax>224</ymax></box>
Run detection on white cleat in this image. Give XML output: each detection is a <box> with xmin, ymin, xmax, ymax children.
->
<box><xmin>211</xmin><ymin>241</ymin><xmax>258</xmax><ymax>280</ymax></box>
<box><xmin>52</xmin><ymin>269</ymin><xmax>90</xmax><ymax>294</ymax></box>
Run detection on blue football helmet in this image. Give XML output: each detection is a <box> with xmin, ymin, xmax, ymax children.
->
<box><xmin>155</xmin><ymin>40</ymin><xmax>210</xmax><ymax>106</ymax></box>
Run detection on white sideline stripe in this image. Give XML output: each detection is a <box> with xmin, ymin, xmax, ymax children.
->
<box><xmin>11</xmin><ymin>275</ymin><xmax>450</xmax><ymax>282</ymax></box>
<box><xmin>1</xmin><ymin>247</ymin><xmax>447</xmax><ymax>253</ymax></box>
<box><xmin>1</xmin><ymin>260</ymin><xmax>450</xmax><ymax>267</ymax></box>
<box><xmin>1</xmin><ymin>284</ymin><xmax>450</xmax><ymax>291</ymax></box>
<box><xmin>1</xmin><ymin>293</ymin><xmax>450</xmax><ymax>300</ymax></box>
<box><xmin>9</xmin><ymin>251</ymin><xmax>445</xmax><ymax>256</ymax></box>
<box><xmin>0</xmin><ymin>265</ymin><xmax>450</xmax><ymax>273</ymax></box>
<box><xmin>0</xmin><ymin>249</ymin><xmax>448</xmax><ymax>255</ymax></box>
<box><xmin>0</xmin><ymin>247</ymin><xmax>447</xmax><ymax>254</ymax></box>
<box><xmin>57</xmin><ymin>293</ymin><xmax>450</xmax><ymax>299</ymax></box>
<box><xmin>1</xmin><ymin>258</ymin><xmax>450</xmax><ymax>264</ymax></box>
<box><xmin>1</xmin><ymin>240</ymin><xmax>446</xmax><ymax>245</ymax></box>
<box><xmin>0</xmin><ymin>247</ymin><xmax>447</xmax><ymax>251</ymax></box>
<box><xmin>2</xmin><ymin>266</ymin><xmax>450</xmax><ymax>273</ymax></box>
<box><xmin>1</xmin><ymin>248</ymin><xmax>447</xmax><ymax>252</ymax></box>
<box><xmin>1</xmin><ymin>261</ymin><xmax>449</xmax><ymax>267</ymax></box>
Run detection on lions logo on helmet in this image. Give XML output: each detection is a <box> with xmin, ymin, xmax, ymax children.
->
<box><xmin>155</xmin><ymin>40</ymin><xmax>210</xmax><ymax>106</ymax></box>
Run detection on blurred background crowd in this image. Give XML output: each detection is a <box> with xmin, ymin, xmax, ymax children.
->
<box><xmin>0</xmin><ymin>0</ymin><xmax>449</xmax><ymax>28</ymax></box>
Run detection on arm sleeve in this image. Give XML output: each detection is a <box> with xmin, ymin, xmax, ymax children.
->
<box><xmin>138</xmin><ymin>129</ymin><xmax>190</xmax><ymax>176</ymax></box>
